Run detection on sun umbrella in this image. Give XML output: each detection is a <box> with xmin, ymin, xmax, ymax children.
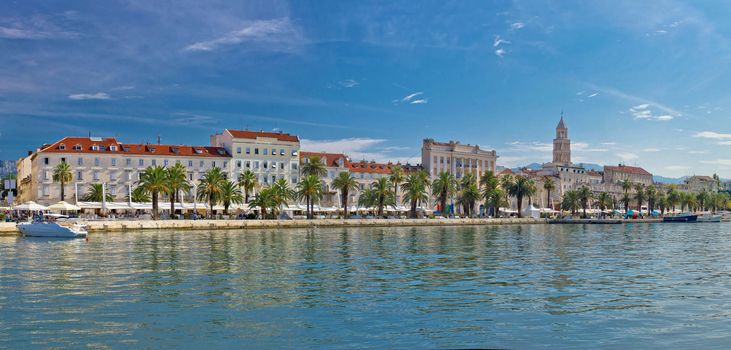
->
<box><xmin>47</xmin><ymin>201</ymin><xmax>81</xmax><ymax>212</ymax></box>
<box><xmin>14</xmin><ymin>201</ymin><xmax>48</xmax><ymax>211</ymax></box>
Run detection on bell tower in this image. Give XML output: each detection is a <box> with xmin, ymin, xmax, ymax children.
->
<box><xmin>553</xmin><ymin>113</ymin><xmax>571</xmax><ymax>165</ymax></box>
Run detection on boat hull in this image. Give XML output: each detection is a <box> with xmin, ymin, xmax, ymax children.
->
<box><xmin>17</xmin><ymin>222</ymin><xmax>87</xmax><ymax>238</ymax></box>
<box><xmin>663</xmin><ymin>215</ymin><xmax>698</xmax><ymax>223</ymax></box>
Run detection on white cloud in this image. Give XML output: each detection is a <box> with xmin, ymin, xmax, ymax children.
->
<box><xmin>701</xmin><ymin>159</ymin><xmax>731</xmax><ymax>166</ymax></box>
<box><xmin>338</xmin><ymin>79</ymin><xmax>359</xmax><ymax>88</ymax></box>
<box><xmin>629</xmin><ymin>104</ymin><xmax>674</xmax><ymax>121</ymax></box>
<box><xmin>495</xmin><ymin>48</ymin><xmax>506</xmax><ymax>57</ymax></box>
<box><xmin>510</xmin><ymin>22</ymin><xmax>525</xmax><ymax>30</ymax></box>
<box><xmin>410</xmin><ymin>98</ymin><xmax>428</xmax><ymax>104</ymax></box>
<box><xmin>601</xmin><ymin>142</ymin><xmax>617</xmax><ymax>146</ymax></box>
<box><xmin>184</xmin><ymin>18</ymin><xmax>302</xmax><ymax>52</ymax></box>
<box><xmin>644</xmin><ymin>148</ymin><xmax>661</xmax><ymax>152</ymax></box>
<box><xmin>493</xmin><ymin>35</ymin><xmax>511</xmax><ymax>47</ymax></box>
<box><xmin>617</xmin><ymin>152</ymin><xmax>639</xmax><ymax>161</ymax></box>
<box><xmin>300</xmin><ymin>137</ymin><xmax>417</xmax><ymax>164</ymax></box>
<box><xmin>665</xmin><ymin>165</ymin><xmax>689</xmax><ymax>170</ymax></box>
<box><xmin>68</xmin><ymin>92</ymin><xmax>111</xmax><ymax>100</ymax></box>
<box><xmin>587</xmin><ymin>92</ymin><xmax>599</xmax><ymax>98</ymax></box>
<box><xmin>401</xmin><ymin>92</ymin><xmax>423</xmax><ymax>102</ymax></box>
<box><xmin>655</xmin><ymin>115</ymin><xmax>673</xmax><ymax>121</ymax></box>
<box><xmin>694</xmin><ymin>131</ymin><xmax>731</xmax><ymax>139</ymax></box>
<box><xmin>718</xmin><ymin>141</ymin><xmax>731</xmax><ymax>145</ymax></box>
<box><xmin>633</xmin><ymin>103</ymin><xmax>650</xmax><ymax>110</ymax></box>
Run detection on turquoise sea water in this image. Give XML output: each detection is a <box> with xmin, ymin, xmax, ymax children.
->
<box><xmin>1</xmin><ymin>223</ymin><xmax>731</xmax><ymax>349</ymax></box>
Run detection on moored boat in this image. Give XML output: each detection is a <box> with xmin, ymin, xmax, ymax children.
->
<box><xmin>663</xmin><ymin>214</ymin><xmax>698</xmax><ymax>223</ymax></box>
<box><xmin>697</xmin><ymin>214</ymin><xmax>722</xmax><ymax>223</ymax></box>
<box><xmin>17</xmin><ymin>214</ymin><xmax>88</xmax><ymax>238</ymax></box>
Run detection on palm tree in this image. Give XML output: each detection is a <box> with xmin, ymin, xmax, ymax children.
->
<box><xmin>137</xmin><ymin>165</ymin><xmax>168</xmax><ymax>220</ymax></box>
<box><xmin>81</xmin><ymin>183</ymin><xmax>114</xmax><ymax>202</ymax></box>
<box><xmin>681</xmin><ymin>192</ymin><xmax>697</xmax><ymax>212</ymax></box>
<box><xmin>596</xmin><ymin>192</ymin><xmax>613</xmax><ymax>217</ymax></box>
<box><xmin>621</xmin><ymin>193</ymin><xmax>632</xmax><ymax>214</ymax></box>
<box><xmin>196</xmin><ymin>167</ymin><xmax>226</xmax><ymax>218</ymax></box>
<box><xmin>480</xmin><ymin>171</ymin><xmax>500</xmax><ymax>217</ymax></box>
<box><xmin>646</xmin><ymin>185</ymin><xmax>657</xmax><ymax>213</ymax></box>
<box><xmin>485</xmin><ymin>187</ymin><xmax>506</xmax><ymax>218</ymax></box>
<box><xmin>237</xmin><ymin>169</ymin><xmax>258</xmax><ymax>203</ymax></box>
<box><xmin>302</xmin><ymin>155</ymin><xmax>327</xmax><ymax>178</ymax></box>
<box><xmin>543</xmin><ymin>177</ymin><xmax>555</xmax><ymax>210</ymax></box>
<box><xmin>620</xmin><ymin>179</ymin><xmax>634</xmax><ymax>213</ymax></box>
<box><xmin>507</xmin><ymin>176</ymin><xmax>536</xmax><ymax>218</ymax></box>
<box><xmin>577</xmin><ymin>185</ymin><xmax>593</xmax><ymax>218</ymax></box>
<box><xmin>696</xmin><ymin>190</ymin><xmax>711</xmax><ymax>212</ymax></box>
<box><xmin>458</xmin><ymin>181</ymin><xmax>480</xmax><ymax>218</ymax></box>
<box><xmin>219</xmin><ymin>180</ymin><xmax>243</xmax><ymax>215</ymax></box>
<box><xmin>332</xmin><ymin>172</ymin><xmax>358</xmax><ymax>218</ymax></box>
<box><xmin>52</xmin><ymin>161</ymin><xmax>73</xmax><ymax>201</ymax></box>
<box><xmin>165</xmin><ymin>163</ymin><xmax>190</xmax><ymax>216</ymax></box>
<box><xmin>656</xmin><ymin>192</ymin><xmax>668</xmax><ymax>216</ymax></box>
<box><xmin>402</xmin><ymin>173</ymin><xmax>428</xmax><ymax>218</ymax></box>
<box><xmin>432</xmin><ymin>171</ymin><xmax>456</xmax><ymax>217</ymax></box>
<box><xmin>389</xmin><ymin>166</ymin><xmax>405</xmax><ymax>204</ymax></box>
<box><xmin>667</xmin><ymin>187</ymin><xmax>680</xmax><ymax>213</ymax></box>
<box><xmin>561</xmin><ymin>190</ymin><xmax>580</xmax><ymax>215</ymax></box>
<box><xmin>371</xmin><ymin>177</ymin><xmax>395</xmax><ymax>217</ymax></box>
<box><xmin>271</xmin><ymin>179</ymin><xmax>295</xmax><ymax>217</ymax></box>
<box><xmin>297</xmin><ymin>175</ymin><xmax>322</xmax><ymax>219</ymax></box>
<box><xmin>250</xmin><ymin>187</ymin><xmax>276</xmax><ymax>219</ymax></box>
<box><xmin>128</xmin><ymin>186</ymin><xmax>151</xmax><ymax>203</ymax></box>
<box><xmin>634</xmin><ymin>184</ymin><xmax>645</xmax><ymax>215</ymax></box>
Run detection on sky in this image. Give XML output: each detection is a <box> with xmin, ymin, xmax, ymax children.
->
<box><xmin>1</xmin><ymin>0</ymin><xmax>731</xmax><ymax>178</ymax></box>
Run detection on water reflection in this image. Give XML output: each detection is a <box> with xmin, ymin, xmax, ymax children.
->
<box><xmin>1</xmin><ymin>223</ymin><xmax>731</xmax><ymax>348</ymax></box>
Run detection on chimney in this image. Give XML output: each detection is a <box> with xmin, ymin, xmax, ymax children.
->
<box><xmin>157</xmin><ymin>134</ymin><xmax>161</xmax><ymax>145</ymax></box>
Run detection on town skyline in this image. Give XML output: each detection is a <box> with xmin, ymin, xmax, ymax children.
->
<box><xmin>2</xmin><ymin>1</ymin><xmax>731</xmax><ymax>177</ymax></box>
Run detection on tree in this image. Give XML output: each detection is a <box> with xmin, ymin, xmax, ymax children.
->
<box><xmin>219</xmin><ymin>180</ymin><xmax>243</xmax><ymax>215</ymax></box>
<box><xmin>543</xmin><ymin>177</ymin><xmax>555</xmax><ymax>210</ymax></box>
<box><xmin>128</xmin><ymin>186</ymin><xmax>151</xmax><ymax>203</ymax></box>
<box><xmin>656</xmin><ymin>192</ymin><xmax>668</xmax><ymax>216</ymax></box>
<box><xmin>697</xmin><ymin>190</ymin><xmax>711</xmax><ymax>212</ymax></box>
<box><xmin>301</xmin><ymin>155</ymin><xmax>327</xmax><ymax>178</ymax></box>
<box><xmin>621</xmin><ymin>193</ymin><xmax>631</xmax><ymax>214</ymax></box>
<box><xmin>165</xmin><ymin>163</ymin><xmax>190</xmax><ymax>217</ymax></box>
<box><xmin>561</xmin><ymin>190</ymin><xmax>580</xmax><ymax>215</ymax></box>
<box><xmin>507</xmin><ymin>176</ymin><xmax>536</xmax><ymax>218</ymax></box>
<box><xmin>271</xmin><ymin>178</ymin><xmax>295</xmax><ymax>216</ymax></box>
<box><xmin>402</xmin><ymin>173</ymin><xmax>428</xmax><ymax>218</ymax></box>
<box><xmin>634</xmin><ymin>184</ymin><xmax>645</xmax><ymax>215</ymax></box>
<box><xmin>389</xmin><ymin>165</ymin><xmax>405</xmax><ymax>204</ymax></box>
<box><xmin>596</xmin><ymin>192</ymin><xmax>613</xmax><ymax>217</ymax></box>
<box><xmin>237</xmin><ymin>169</ymin><xmax>258</xmax><ymax>203</ymax></box>
<box><xmin>577</xmin><ymin>185</ymin><xmax>593</xmax><ymax>218</ymax></box>
<box><xmin>432</xmin><ymin>171</ymin><xmax>456</xmax><ymax>217</ymax></box>
<box><xmin>196</xmin><ymin>167</ymin><xmax>226</xmax><ymax>218</ymax></box>
<box><xmin>137</xmin><ymin>165</ymin><xmax>168</xmax><ymax>220</ymax></box>
<box><xmin>480</xmin><ymin>171</ymin><xmax>500</xmax><ymax>217</ymax></box>
<box><xmin>332</xmin><ymin>172</ymin><xmax>358</xmax><ymax>218</ymax></box>
<box><xmin>250</xmin><ymin>187</ymin><xmax>277</xmax><ymax>219</ymax></box>
<box><xmin>620</xmin><ymin>179</ymin><xmax>634</xmax><ymax>213</ymax></box>
<box><xmin>371</xmin><ymin>177</ymin><xmax>395</xmax><ymax>217</ymax></box>
<box><xmin>667</xmin><ymin>187</ymin><xmax>680</xmax><ymax>213</ymax></box>
<box><xmin>646</xmin><ymin>185</ymin><xmax>657</xmax><ymax>213</ymax></box>
<box><xmin>81</xmin><ymin>183</ymin><xmax>114</xmax><ymax>202</ymax></box>
<box><xmin>485</xmin><ymin>188</ymin><xmax>506</xmax><ymax>218</ymax></box>
<box><xmin>297</xmin><ymin>175</ymin><xmax>322</xmax><ymax>219</ymax></box>
<box><xmin>457</xmin><ymin>173</ymin><xmax>480</xmax><ymax>218</ymax></box>
<box><xmin>52</xmin><ymin>161</ymin><xmax>73</xmax><ymax>201</ymax></box>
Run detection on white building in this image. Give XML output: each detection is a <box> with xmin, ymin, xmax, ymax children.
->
<box><xmin>421</xmin><ymin>139</ymin><xmax>497</xmax><ymax>179</ymax></box>
<box><xmin>210</xmin><ymin>129</ymin><xmax>301</xmax><ymax>186</ymax></box>
<box><xmin>16</xmin><ymin>137</ymin><xmax>231</xmax><ymax>205</ymax></box>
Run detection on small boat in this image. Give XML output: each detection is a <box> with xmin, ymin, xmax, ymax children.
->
<box><xmin>663</xmin><ymin>214</ymin><xmax>698</xmax><ymax>223</ymax></box>
<box><xmin>17</xmin><ymin>214</ymin><xmax>88</xmax><ymax>238</ymax></box>
<box><xmin>697</xmin><ymin>214</ymin><xmax>722</xmax><ymax>223</ymax></box>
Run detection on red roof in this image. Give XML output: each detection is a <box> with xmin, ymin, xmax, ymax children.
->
<box><xmin>604</xmin><ymin>165</ymin><xmax>651</xmax><ymax>176</ymax></box>
<box><xmin>300</xmin><ymin>151</ymin><xmax>348</xmax><ymax>167</ymax></box>
<box><xmin>348</xmin><ymin>161</ymin><xmax>398</xmax><ymax>174</ymax></box>
<box><xmin>498</xmin><ymin>168</ymin><xmax>514</xmax><ymax>176</ymax></box>
<box><xmin>39</xmin><ymin>137</ymin><xmax>230</xmax><ymax>158</ymax></box>
<box><xmin>587</xmin><ymin>171</ymin><xmax>603</xmax><ymax>177</ymax></box>
<box><xmin>226</xmin><ymin>129</ymin><xmax>299</xmax><ymax>142</ymax></box>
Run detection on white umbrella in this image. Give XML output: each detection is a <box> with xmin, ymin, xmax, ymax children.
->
<box><xmin>47</xmin><ymin>201</ymin><xmax>81</xmax><ymax>212</ymax></box>
<box><xmin>14</xmin><ymin>201</ymin><xmax>48</xmax><ymax>211</ymax></box>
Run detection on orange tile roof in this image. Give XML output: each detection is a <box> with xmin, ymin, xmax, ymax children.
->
<box><xmin>300</xmin><ymin>151</ymin><xmax>348</xmax><ymax>167</ymax></box>
<box><xmin>604</xmin><ymin>165</ymin><xmax>651</xmax><ymax>176</ymax></box>
<box><xmin>226</xmin><ymin>129</ymin><xmax>299</xmax><ymax>142</ymax></box>
<box><xmin>39</xmin><ymin>137</ymin><xmax>230</xmax><ymax>158</ymax></box>
<box><xmin>348</xmin><ymin>161</ymin><xmax>398</xmax><ymax>174</ymax></box>
<box><xmin>587</xmin><ymin>171</ymin><xmax>603</xmax><ymax>177</ymax></box>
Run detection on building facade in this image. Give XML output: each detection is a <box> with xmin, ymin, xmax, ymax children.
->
<box><xmin>210</xmin><ymin>129</ymin><xmax>300</xmax><ymax>186</ymax></box>
<box><xmin>16</xmin><ymin>137</ymin><xmax>231</xmax><ymax>205</ymax></box>
<box><xmin>539</xmin><ymin>116</ymin><xmax>592</xmax><ymax>198</ymax></box>
<box><xmin>683</xmin><ymin>175</ymin><xmax>719</xmax><ymax>193</ymax></box>
<box><xmin>421</xmin><ymin>139</ymin><xmax>497</xmax><ymax>180</ymax></box>
<box><xmin>603</xmin><ymin>165</ymin><xmax>653</xmax><ymax>188</ymax></box>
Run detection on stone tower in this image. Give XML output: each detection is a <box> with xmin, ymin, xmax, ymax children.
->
<box><xmin>553</xmin><ymin>114</ymin><xmax>571</xmax><ymax>165</ymax></box>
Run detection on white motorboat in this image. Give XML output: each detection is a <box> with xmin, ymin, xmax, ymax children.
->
<box><xmin>17</xmin><ymin>214</ymin><xmax>88</xmax><ymax>238</ymax></box>
<box><xmin>697</xmin><ymin>214</ymin><xmax>722</xmax><ymax>223</ymax></box>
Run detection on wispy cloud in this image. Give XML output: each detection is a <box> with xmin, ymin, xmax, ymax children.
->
<box><xmin>338</xmin><ymin>79</ymin><xmax>359</xmax><ymax>88</ymax></box>
<box><xmin>590</xmin><ymin>84</ymin><xmax>684</xmax><ymax>120</ymax></box>
<box><xmin>510</xmin><ymin>22</ymin><xmax>525</xmax><ymax>30</ymax></box>
<box><xmin>493</xmin><ymin>35</ymin><xmax>511</xmax><ymax>47</ymax></box>
<box><xmin>701</xmin><ymin>159</ymin><xmax>731</xmax><ymax>166</ymax></box>
<box><xmin>394</xmin><ymin>92</ymin><xmax>428</xmax><ymax>105</ymax></box>
<box><xmin>410</xmin><ymin>98</ymin><xmax>428</xmax><ymax>104</ymax></box>
<box><xmin>0</xmin><ymin>15</ymin><xmax>78</xmax><ymax>40</ymax></box>
<box><xmin>617</xmin><ymin>152</ymin><xmax>639</xmax><ymax>161</ymax></box>
<box><xmin>628</xmin><ymin>103</ymin><xmax>674</xmax><ymax>121</ymax></box>
<box><xmin>68</xmin><ymin>92</ymin><xmax>111</xmax><ymax>100</ymax></box>
<box><xmin>495</xmin><ymin>48</ymin><xmax>506</xmax><ymax>57</ymax></box>
<box><xmin>401</xmin><ymin>92</ymin><xmax>423</xmax><ymax>102</ymax></box>
<box><xmin>587</xmin><ymin>92</ymin><xmax>598</xmax><ymax>98</ymax></box>
<box><xmin>694</xmin><ymin>131</ymin><xmax>731</xmax><ymax>139</ymax></box>
<box><xmin>184</xmin><ymin>18</ymin><xmax>302</xmax><ymax>52</ymax></box>
<box><xmin>300</xmin><ymin>137</ymin><xmax>418</xmax><ymax>164</ymax></box>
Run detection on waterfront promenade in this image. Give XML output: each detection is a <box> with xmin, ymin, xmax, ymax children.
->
<box><xmin>0</xmin><ymin>218</ymin><xmax>547</xmax><ymax>235</ymax></box>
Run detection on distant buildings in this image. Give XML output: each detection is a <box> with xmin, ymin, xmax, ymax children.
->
<box><xmin>421</xmin><ymin>139</ymin><xmax>497</xmax><ymax>180</ymax></box>
<box><xmin>682</xmin><ymin>175</ymin><xmax>719</xmax><ymax>193</ymax></box>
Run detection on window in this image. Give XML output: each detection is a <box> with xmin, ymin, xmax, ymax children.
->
<box><xmin>272</xmin><ymin>162</ymin><xmax>277</xmax><ymax>169</ymax></box>
<box><xmin>92</xmin><ymin>145</ymin><xmax>100</xmax><ymax>151</ymax></box>
<box><xmin>292</xmin><ymin>177</ymin><xmax>298</xmax><ymax>184</ymax></box>
<box><xmin>126</xmin><ymin>171</ymin><xmax>132</xmax><ymax>181</ymax></box>
<box><xmin>236</xmin><ymin>147</ymin><xmax>242</xmax><ymax>154</ymax></box>
<box><xmin>246</xmin><ymin>147</ymin><xmax>251</xmax><ymax>154</ymax></box>
<box><xmin>73</xmin><ymin>144</ymin><xmax>82</xmax><ymax>151</ymax></box>
<box><xmin>42</xmin><ymin>185</ymin><xmax>49</xmax><ymax>196</ymax></box>
<box><xmin>280</xmin><ymin>162</ymin><xmax>285</xmax><ymax>170</ymax></box>
<box><xmin>111</xmin><ymin>158</ymin><xmax>117</xmax><ymax>166</ymax></box>
<box><xmin>151</xmin><ymin>159</ymin><xmax>157</xmax><ymax>166</ymax></box>
<box><xmin>94</xmin><ymin>158</ymin><xmax>100</xmax><ymax>166</ymax></box>
<box><xmin>292</xmin><ymin>163</ymin><xmax>298</xmax><ymax>170</ymax></box>
<box><xmin>188</xmin><ymin>160</ymin><xmax>193</xmax><ymax>167</ymax></box>
<box><xmin>44</xmin><ymin>157</ymin><xmax>49</xmax><ymax>165</ymax></box>
<box><xmin>110</xmin><ymin>172</ymin><xmax>117</xmax><ymax>181</ymax></box>
<box><xmin>272</xmin><ymin>175</ymin><xmax>276</xmax><ymax>183</ymax></box>
<box><xmin>263</xmin><ymin>148</ymin><xmax>268</xmax><ymax>155</ymax></box>
<box><xmin>254</xmin><ymin>161</ymin><xmax>259</xmax><ymax>169</ymax></box>
<box><xmin>77</xmin><ymin>171</ymin><xmax>83</xmax><ymax>180</ymax></box>
<box><xmin>263</xmin><ymin>161</ymin><xmax>268</xmax><ymax>169</ymax></box>
<box><xmin>291</xmin><ymin>150</ymin><xmax>297</xmax><ymax>156</ymax></box>
<box><xmin>255</xmin><ymin>148</ymin><xmax>259</xmax><ymax>155</ymax></box>
<box><xmin>93</xmin><ymin>171</ymin><xmax>100</xmax><ymax>181</ymax></box>
<box><xmin>138</xmin><ymin>159</ymin><xmax>144</xmax><ymax>166</ymax></box>
<box><xmin>176</xmin><ymin>160</ymin><xmax>180</xmax><ymax>165</ymax></box>
<box><xmin>126</xmin><ymin>158</ymin><xmax>131</xmax><ymax>166</ymax></box>
<box><xmin>271</xmin><ymin>149</ymin><xmax>276</xmax><ymax>156</ymax></box>
<box><xmin>236</xmin><ymin>160</ymin><xmax>241</xmax><ymax>168</ymax></box>
<box><xmin>77</xmin><ymin>158</ymin><xmax>83</xmax><ymax>166</ymax></box>
<box><xmin>110</xmin><ymin>185</ymin><xmax>117</xmax><ymax>196</ymax></box>
<box><xmin>164</xmin><ymin>159</ymin><xmax>169</xmax><ymax>166</ymax></box>
<box><xmin>188</xmin><ymin>173</ymin><xmax>193</xmax><ymax>181</ymax></box>
<box><xmin>43</xmin><ymin>171</ymin><xmax>50</xmax><ymax>180</ymax></box>
<box><xmin>109</xmin><ymin>145</ymin><xmax>118</xmax><ymax>151</ymax></box>
<box><xmin>59</xmin><ymin>144</ymin><xmax>66</xmax><ymax>150</ymax></box>
<box><xmin>212</xmin><ymin>161</ymin><xmax>216</xmax><ymax>168</ymax></box>
<box><xmin>280</xmin><ymin>149</ymin><xmax>285</xmax><ymax>156</ymax></box>
<box><xmin>223</xmin><ymin>161</ymin><xmax>227</xmax><ymax>168</ymax></box>
<box><xmin>245</xmin><ymin>161</ymin><xmax>251</xmax><ymax>168</ymax></box>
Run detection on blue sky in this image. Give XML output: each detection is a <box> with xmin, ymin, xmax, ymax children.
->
<box><xmin>2</xmin><ymin>0</ymin><xmax>731</xmax><ymax>177</ymax></box>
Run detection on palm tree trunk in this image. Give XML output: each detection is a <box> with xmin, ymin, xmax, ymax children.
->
<box><xmin>170</xmin><ymin>191</ymin><xmax>175</xmax><ymax>219</ymax></box>
<box><xmin>60</xmin><ymin>181</ymin><xmax>65</xmax><ymax>201</ymax></box>
<box><xmin>410</xmin><ymin>199</ymin><xmax>417</xmax><ymax>218</ymax></box>
<box><xmin>547</xmin><ymin>191</ymin><xmax>551</xmax><ymax>210</ymax></box>
<box><xmin>152</xmin><ymin>191</ymin><xmax>158</xmax><ymax>220</ymax></box>
<box><xmin>517</xmin><ymin>195</ymin><xmax>523</xmax><ymax>218</ymax></box>
<box><xmin>343</xmin><ymin>191</ymin><xmax>349</xmax><ymax>218</ymax></box>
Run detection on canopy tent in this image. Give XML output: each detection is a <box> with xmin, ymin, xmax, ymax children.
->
<box><xmin>47</xmin><ymin>201</ymin><xmax>81</xmax><ymax>212</ymax></box>
<box><xmin>14</xmin><ymin>201</ymin><xmax>48</xmax><ymax>211</ymax></box>
<box><xmin>522</xmin><ymin>204</ymin><xmax>541</xmax><ymax>219</ymax></box>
